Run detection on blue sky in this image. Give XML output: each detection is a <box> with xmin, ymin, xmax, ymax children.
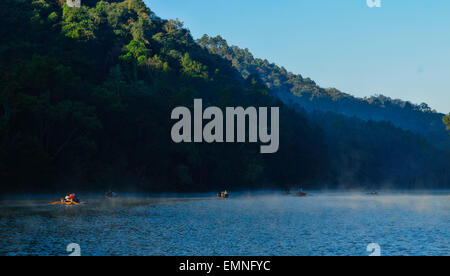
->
<box><xmin>145</xmin><ymin>0</ymin><xmax>450</xmax><ymax>114</ymax></box>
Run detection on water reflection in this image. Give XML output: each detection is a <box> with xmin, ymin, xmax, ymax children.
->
<box><xmin>0</xmin><ymin>192</ymin><xmax>448</xmax><ymax>256</ymax></box>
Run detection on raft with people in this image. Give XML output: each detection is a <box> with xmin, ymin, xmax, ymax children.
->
<box><xmin>294</xmin><ymin>191</ymin><xmax>307</xmax><ymax>197</ymax></box>
<box><xmin>217</xmin><ymin>191</ymin><xmax>229</xmax><ymax>199</ymax></box>
<box><xmin>294</xmin><ymin>188</ymin><xmax>308</xmax><ymax>197</ymax></box>
<box><xmin>105</xmin><ymin>190</ymin><xmax>118</xmax><ymax>198</ymax></box>
<box><xmin>50</xmin><ymin>193</ymin><xmax>81</xmax><ymax>206</ymax></box>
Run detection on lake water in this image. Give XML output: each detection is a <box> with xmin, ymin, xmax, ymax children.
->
<box><xmin>0</xmin><ymin>191</ymin><xmax>448</xmax><ymax>256</ymax></box>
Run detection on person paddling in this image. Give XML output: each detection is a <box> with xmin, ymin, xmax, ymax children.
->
<box><xmin>52</xmin><ymin>194</ymin><xmax>80</xmax><ymax>205</ymax></box>
<box><xmin>62</xmin><ymin>193</ymin><xmax>80</xmax><ymax>203</ymax></box>
<box><xmin>71</xmin><ymin>194</ymin><xmax>80</xmax><ymax>203</ymax></box>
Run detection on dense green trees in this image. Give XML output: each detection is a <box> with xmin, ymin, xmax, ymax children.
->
<box><xmin>0</xmin><ymin>0</ymin><xmax>325</xmax><ymax>192</ymax></box>
<box><xmin>444</xmin><ymin>114</ymin><xmax>450</xmax><ymax>131</ymax></box>
<box><xmin>198</xmin><ymin>35</ymin><xmax>450</xmax><ymax>149</ymax></box>
<box><xmin>0</xmin><ymin>0</ymin><xmax>448</xmax><ymax>193</ymax></box>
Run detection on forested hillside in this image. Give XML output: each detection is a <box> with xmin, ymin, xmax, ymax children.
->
<box><xmin>197</xmin><ymin>35</ymin><xmax>450</xmax><ymax>149</ymax></box>
<box><xmin>0</xmin><ymin>0</ymin><xmax>449</xmax><ymax>193</ymax></box>
<box><xmin>444</xmin><ymin>114</ymin><xmax>450</xmax><ymax>131</ymax></box>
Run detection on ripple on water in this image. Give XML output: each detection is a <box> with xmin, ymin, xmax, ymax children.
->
<box><xmin>0</xmin><ymin>193</ymin><xmax>448</xmax><ymax>256</ymax></box>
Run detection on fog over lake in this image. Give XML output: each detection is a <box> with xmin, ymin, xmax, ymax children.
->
<box><xmin>0</xmin><ymin>191</ymin><xmax>448</xmax><ymax>256</ymax></box>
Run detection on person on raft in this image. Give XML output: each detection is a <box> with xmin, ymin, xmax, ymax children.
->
<box><xmin>62</xmin><ymin>193</ymin><xmax>80</xmax><ymax>203</ymax></box>
<box><xmin>105</xmin><ymin>190</ymin><xmax>118</xmax><ymax>198</ymax></box>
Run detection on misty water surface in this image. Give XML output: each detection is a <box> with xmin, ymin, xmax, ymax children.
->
<box><xmin>0</xmin><ymin>191</ymin><xmax>448</xmax><ymax>256</ymax></box>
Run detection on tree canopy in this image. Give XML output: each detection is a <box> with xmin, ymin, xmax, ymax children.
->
<box><xmin>444</xmin><ymin>114</ymin><xmax>450</xmax><ymax>132</ymax></box>
<box><xmin>198</xmin><ymin>35</ymin><xmax>450</xmax><ymax>149</ymax></box>
<box><xmin>0</xmin><ymin>0</ymin><xmax>449</xmax><ymax>193</ymax></box>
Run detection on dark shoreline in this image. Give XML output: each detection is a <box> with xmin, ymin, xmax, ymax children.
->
<box><xmin>1</xmin><ymin>189</ymin><xmax>449</xmax><ymax>201</ymax></box>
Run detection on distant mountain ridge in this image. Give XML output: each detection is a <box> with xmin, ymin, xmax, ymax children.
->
<box><xmin>197</xmin><ymin>35</ymin><xmax>449</xmax><ymax>148</ymax></box>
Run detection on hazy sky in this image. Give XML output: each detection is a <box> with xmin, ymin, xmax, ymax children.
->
<box><xmin>145</xmin><ymin>0</ymin><xmax>450</xmax><ymax>113</ymax></box>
